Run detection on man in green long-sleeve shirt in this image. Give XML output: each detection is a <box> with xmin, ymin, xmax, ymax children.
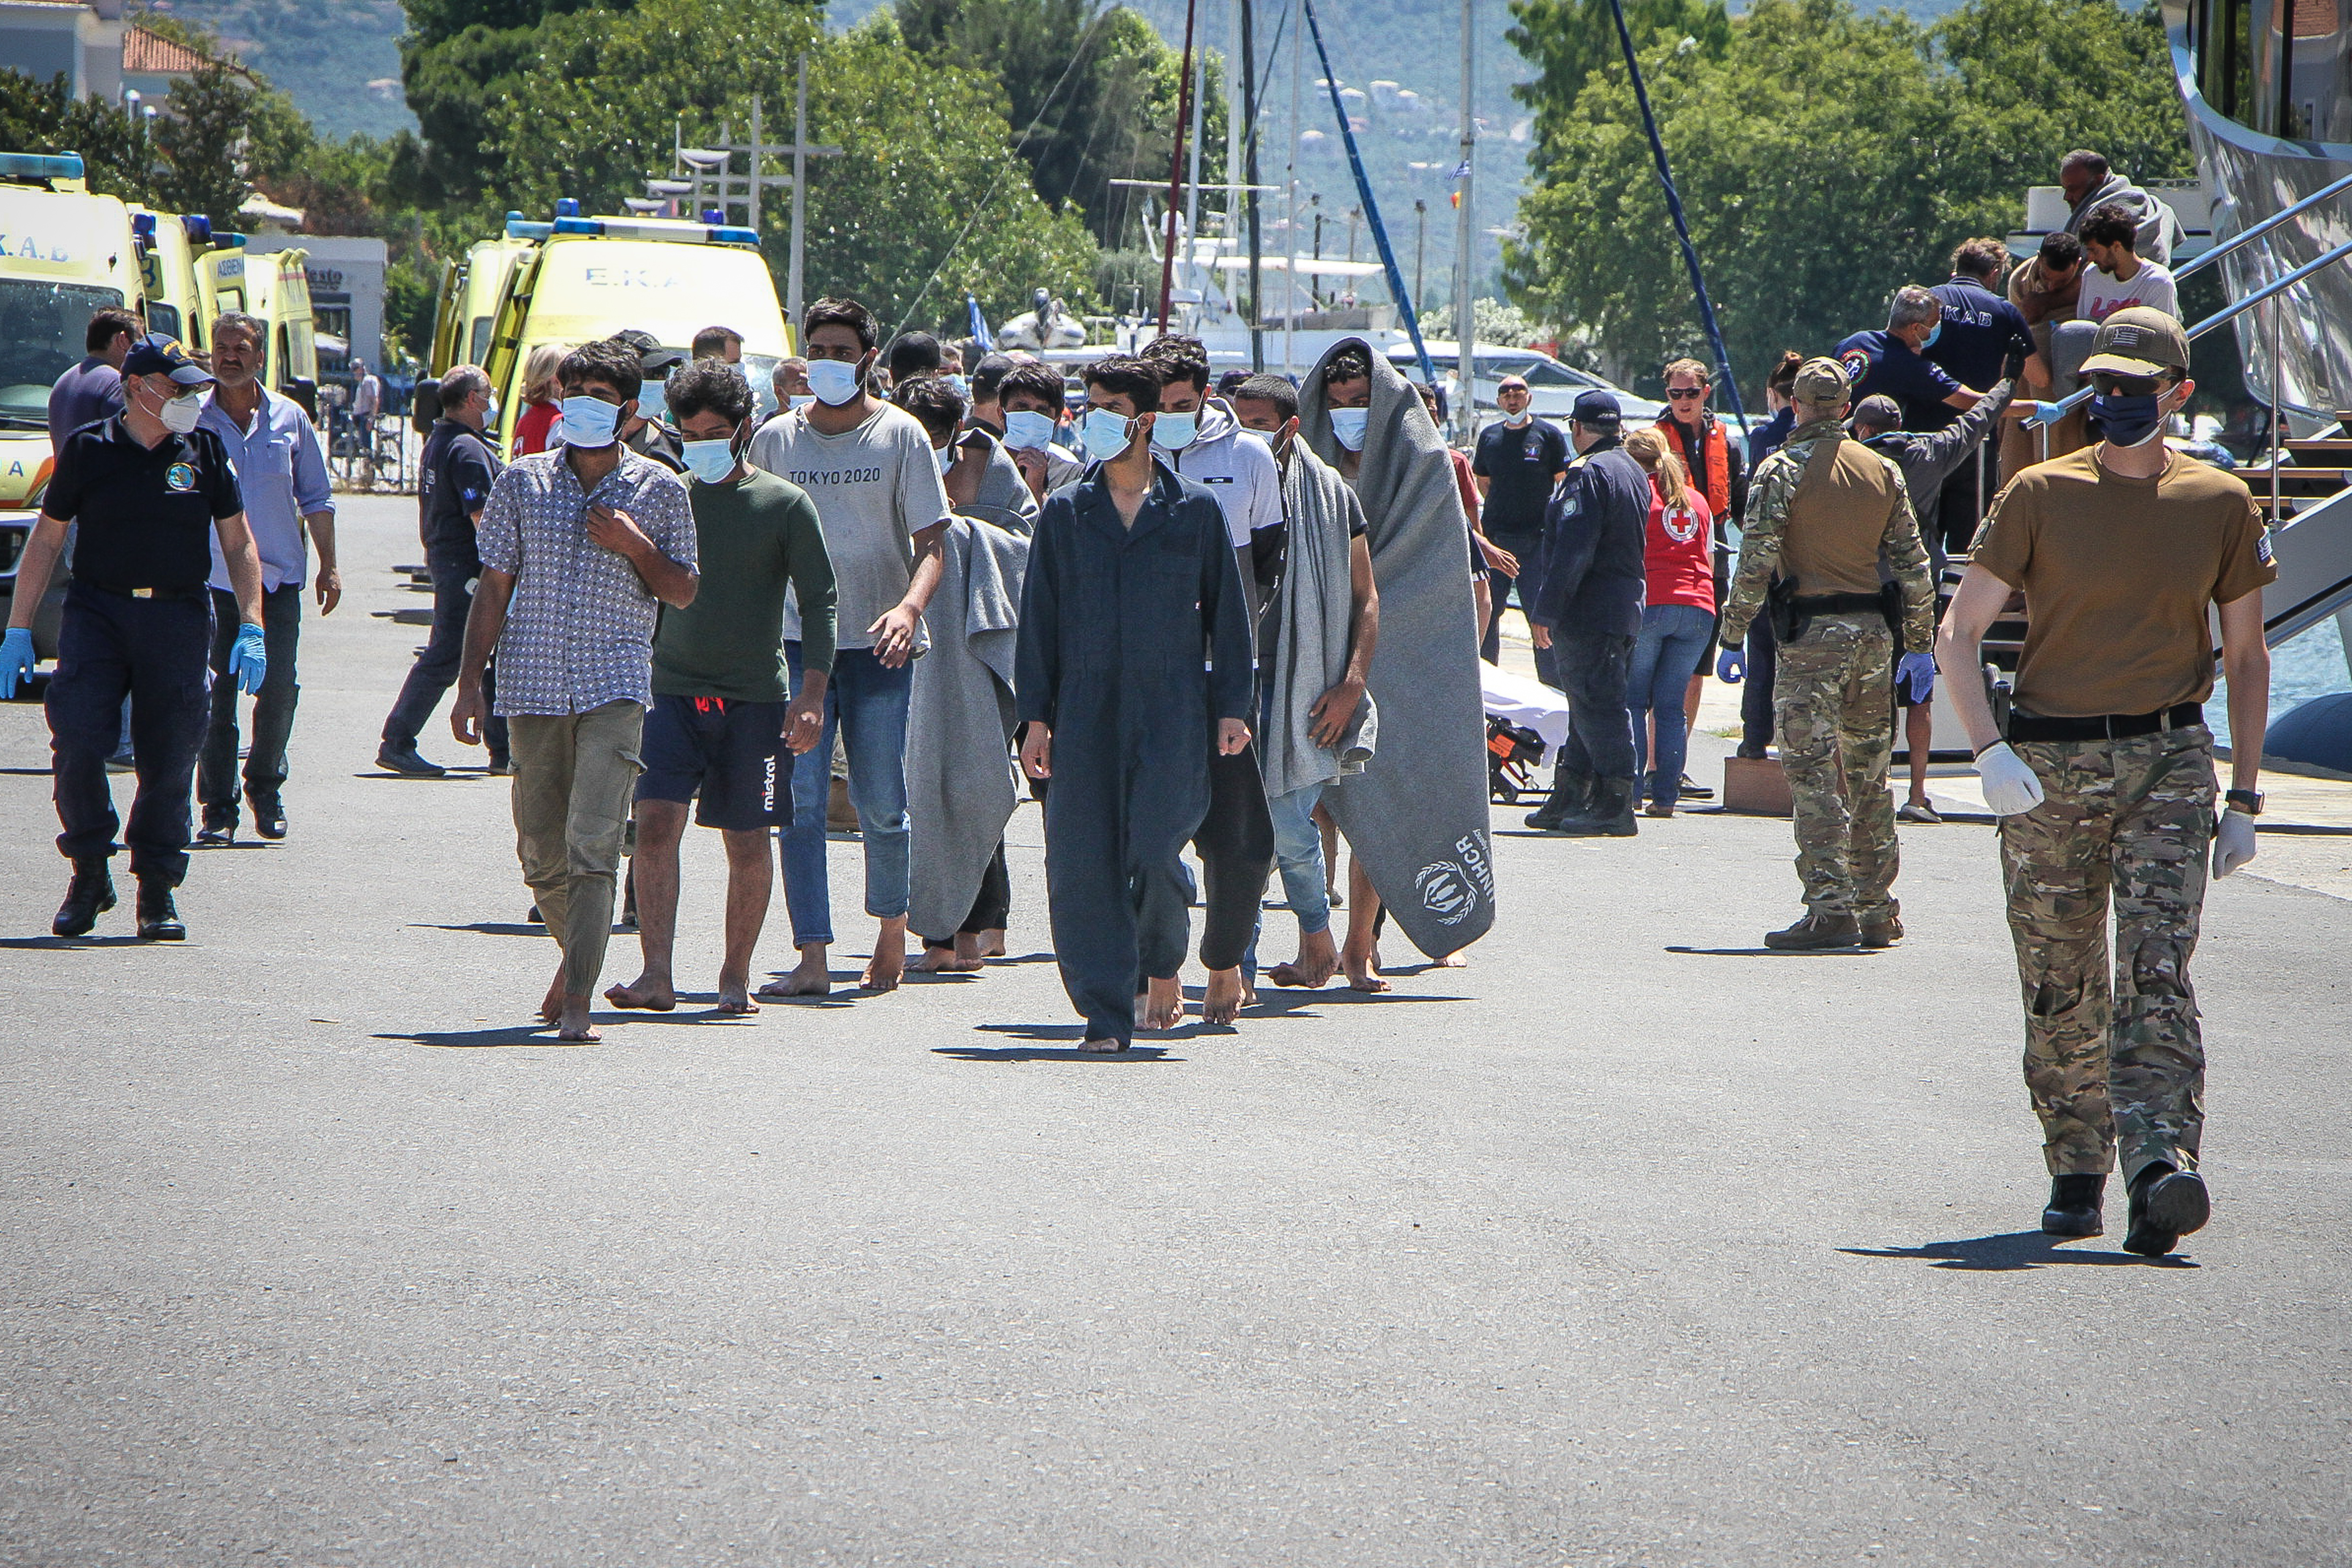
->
<box><xmin>606</xmin><ymin>361</ymin><xmax>837</xmax><ymax>1015</ymax></box>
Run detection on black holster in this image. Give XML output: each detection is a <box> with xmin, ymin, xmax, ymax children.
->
<box><xmin>1769</xmin><ymin>582</ymin><xmax>1895</xmax><ymax>645</ymax></box>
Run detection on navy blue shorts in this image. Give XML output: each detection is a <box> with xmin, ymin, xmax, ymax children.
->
<box><xmin>636</xmin><ymin>694</ymin><xmax>790</xmax><ymax>832</ymax></box>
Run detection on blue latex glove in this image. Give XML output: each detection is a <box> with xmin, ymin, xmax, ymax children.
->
<box><xmin>2022</xmin><ymin>401</ymin><xmax>2068</xmax><ymax>429</ymax></box>
<box><xmin>0</xmin><ymin>626</ymin><xmax>32</xmax><ymax>700</ymax></box>
<box><xmin>1716</xmin><ymin>646</ymin><xmax>1745</xmax><ymax>684</ymax></box>
<box><xmin>227</xmin><ymin>622</ymin><xmax>267</xmax><ymax>695</ymax></box>
<box><xmin>1897</xmin><ymin>652</ymin><xmax>1936</xmax><ymax>704</ymax></box>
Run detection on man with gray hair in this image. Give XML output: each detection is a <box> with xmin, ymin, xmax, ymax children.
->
<box><xmin>195</xmin><ymin>309</ymin><xmax>337</xmax><ymax>843</ymax></box>
<box><xmin>2059</xmin><ymin>149</ymin><xmax>2180</xmax><ymax>266</ymax></box>
<box><xmin>379</xmin><ymin>362</ymin><xmax>504</xmax><ymax>776</ymax></box>
<box><xmin>1833</xmin><ymin>285</ymin><xmax>1991</xmax><ymax>431</ymax></box>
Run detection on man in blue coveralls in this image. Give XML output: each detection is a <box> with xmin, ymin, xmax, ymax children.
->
<box><xmin>1014</xmin><ymin>354</ymin><xmax>1256</xmax><ymax>1053</ymax></box>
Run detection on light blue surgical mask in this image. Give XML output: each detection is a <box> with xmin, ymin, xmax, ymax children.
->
<box><xmin>1328</xmin><ymin>406</ymin><xmax>1369</xmax><ymax>451</ymax></box>
<box><xmin>1151</xmin><ymin>410</ymin><xmax>1198</xmax><ymax>451</ymax></box>
<box><xmin>947</xmin><ymin>373</ymin><xmax>971</xmax><ymax>400</ymax></box>
<box><xmin>1003</xmin><ymin>409</ymin><xmax>1056</xmax><ymax>451</ymax></box>
<box><xmin>787</xmin><ymin>394</ymin><xmax>816</xmax><ymax>410</ymax></box>
<box><xmin>559</xmin><ymin>394</ymin><xmax>621</xmax><ymax>449</ymax></box>
<box><xmin>1081</xmin><ymin>407</ymin><xmax>1133</xmax><ymax>462</ymax></box>
<box><xmin>806</xmin><ymin>357</ymin><xmax>863</xmax><ymax>406</ymax></box>
<box><xmin>937</xmin><ymin>442</ymin><xmax>957</xmax><ymax>474</ymax></box>
<box><xmin>1921</xmin><ymin>323</ymin><xmax>1942</xmax><ymax>349</ymax></box>
<box><xmin>681</xmin><ymin>437</ymin><xmax>738</xmax><ymax>483</ymax></box>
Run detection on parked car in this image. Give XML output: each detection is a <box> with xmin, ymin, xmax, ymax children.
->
<box><xmin>1385</xmin><ymin>340</ymin><xmax>1667</xmax><ymax>427</ymax></box>
<box><xmin>0</xmin><ymin>509</ymin><xmax>66</xmax><ymax>672</ymax></box>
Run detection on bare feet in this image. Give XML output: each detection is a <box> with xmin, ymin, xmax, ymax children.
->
<box><xmin>539</xmin><ymin>968</ymin><xmax>565</xmax><ymax>1023</ymax></box>
<box><xmin>1139</xmin><ymin>976</ymin><xmax>1184</xmax><ymax>1030</ymax></box>
<box><xmin>555</xmin><ymin>997</ymin><xmax>601</xmax><ymax>1042</ymax></box>
<box><xmin>1343</xmin><ymin>945</ymin><xmax>1390</xmax><ymax>993</ymax></box>
<box><xmin>1202</xmin><ymin>967</ymin><xmax>1248</xmax><ymax>1025</ymax></box>
<box><xmin>603</xmin><ymin>973</ymin><xmax>677</xmax><ymax>1011</ymax></box>
<box><xmin>1435</xmin><ymin>950</ymin><xmax>1469</xmax><ymax>969</ymax></box>
<box><xmin>757</xmin><ymin>947</ymin><xmax>831</xmax><ymax>999</ymax></box>
<box><xmin>979</xmin><ymin>928</ymin><xmax>1006</xmax><ymax>958</ymax></box>
<box><xmin>1080</xmin><ymin>1037</ymin><xmax>1129</xmax><ymax>1053</ymax></box>
<box><xmin>861</xmin><ymin>918</ymin><xmax>908</xmax><ymax>992</ymax></box>
<box><xmin>1268</xmin><ymin>928</ymin><xmax>1340</xmax><ymax>989</ymax></box>
<box><xmin>714</xmin><ymin>970</ymin><xmax>759</xmax><ymax>1015</ymax></box>
<box><xmin>911</xmin><ymin>933</ymin><xmax>986</xmax><ymax>973</ymax></box>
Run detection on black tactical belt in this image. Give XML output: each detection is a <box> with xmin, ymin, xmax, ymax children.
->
<box><xmin>80</xmin><ymin>581</ymin><xmax>207</xmax><ymax>603</ymax></box>
<box><xmin>1787</xmin><ymin>591</ymin><xmax>1888</xmax><ymax>615</ymax></box>
<box><xmin>2007</xmin><ymin>703</ymin><xmax>2204</xmax><ymax>742</ymax></box>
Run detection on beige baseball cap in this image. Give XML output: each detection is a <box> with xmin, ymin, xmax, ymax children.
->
<box><xmin>1792</xmin><ymin>356</ymin><xmax>1850</xmax><ymax>405</ymax></box>
<box><xmin>2080</xmin><ymin>306</ymin><xmax>2191</xmax><ymax>377</ymax></box>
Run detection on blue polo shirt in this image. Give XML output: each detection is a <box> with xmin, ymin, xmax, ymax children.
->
<box><xmin>200</xmin><ymin>384</ymin><xmax>334</xmax><ymax>593</ymax></box>
<box><xmin>1921</xmin><ymin>276</ymin><xmax>2032</xmax><ymax>429</ymax></box>
<box><xmin>1834</xmin><ymin>330</ymin><xmax>1963</xmax><ymax>431</ymax></box>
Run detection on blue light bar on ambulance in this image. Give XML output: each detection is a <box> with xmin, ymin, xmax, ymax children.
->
<box><xmin>555</xmin><ymin>197</ymin><xmax>581</xmax><ymax>218</ymax></box>
<box><xmin>0</xmin><ymin>152</ymin><xmax>85</xmax><ymax>183</ymax></box>
<box><xmin>181</xmin><ymin>214</ymin><xmax>212</xmax><ymax>243</ymax></box>
<box><xmin>504</xmin><ymin>215</ymin><xmax>553</xmax><ymax>239</ymax></box>
<box><xmin>541</xmin><ymin>215</ymin><xmax>762</xmax><ymax>248</ymax></box>
<box><xmin>131</xmin><ymin>211</ymin><xmax>157</xmax><ymax>238</ymax></box>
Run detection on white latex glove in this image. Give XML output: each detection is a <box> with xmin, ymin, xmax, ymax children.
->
<box><xmin>2213</xmin><ymin>808</ymin><xmax>2258</xmax><ymax>877</ymax></box>
<box><xmin>1974</xmin><ymin>742</ymin><xmax>2046</xmax><ymax>817</ymax></box>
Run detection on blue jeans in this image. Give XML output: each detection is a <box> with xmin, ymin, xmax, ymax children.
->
<box><xmin>780</xmin><ymin>643</ymin><xmax>912</xmax><ymax>947</ymax></box>
<box><xmin>1266</xmin><ymin>780</ymin><xmax>1331</xmax><ymax>936</ymax></box>
<box><xmin>1627</xmin><ymin>602</ymin><xmax>1715</xmax><ymax>804</ymax></box>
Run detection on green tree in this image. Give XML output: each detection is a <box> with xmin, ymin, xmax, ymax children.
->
<box><xmin>0</xmin><ymin>70</ymin><xmax>158</xmax><ymax>204</ymax></box>
<box><xmin>1505</xmin><ymin>0</ymin><xmax>1731</xmax><ymax>177</ymax></box>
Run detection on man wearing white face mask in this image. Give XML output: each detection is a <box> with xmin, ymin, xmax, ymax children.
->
<box><xmin>1936</xmin><ymin>307</ymin><xmax>2273</xmax><ymax>1258</ymax></box>
<box><xmin>746</xmin><ymin>296</ymin><xmax>952</xmax><ymax>997</ymax></box>
<box><xmin>604</xmin><ymin>359</ymin><xmax>835</xmax><ymax>1019</ymax></box>
<box><xmin>3</xmin><ymin>335</ymin><xmax>267</xmax><ymax>941</ymax></box>
<box><xmin>996</xmin><ymin>358</ymin><xmax>1085</xmax><ymax>502</ymax></box>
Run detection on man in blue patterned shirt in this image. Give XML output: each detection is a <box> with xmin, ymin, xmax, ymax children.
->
<box><xmin>451</xmin><ymin>339</ymin><xmax>699</xmax><ymax>1042</ymax></box>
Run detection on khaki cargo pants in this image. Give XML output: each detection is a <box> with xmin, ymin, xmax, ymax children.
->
<box><xmin>509</xmin><ymin>700</ymin><xmax>645</xmax><ymax>1002</ymax></box>
<box><xmin>1999</xmin><ymin>725</ymin><xmax>2214</xmax><ymax>1181</ymax></box>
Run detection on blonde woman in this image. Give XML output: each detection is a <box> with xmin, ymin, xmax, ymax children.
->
<box><xmin>511</xmin><ymin>343</ymin><xmax>568</xmax><ymax>455</ymax></box>
<box><xmin>1620</xmin><ymin>426</ymin><xmax>1716</xmax><ymax>816</ymax></box>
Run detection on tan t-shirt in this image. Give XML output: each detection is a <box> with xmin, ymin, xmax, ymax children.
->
<box><xmin>1971</xmin><ymin>447</ymin><xmax>2274</xmax><ymax>717</ymax></box>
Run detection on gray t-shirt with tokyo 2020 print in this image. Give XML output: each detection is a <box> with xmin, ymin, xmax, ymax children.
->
<box><xmin>747</xmin><ymin>401</ymin><xmax>951</xmax><ymax>651</ymax></box>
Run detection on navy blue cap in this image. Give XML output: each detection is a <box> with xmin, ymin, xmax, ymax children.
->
<box><xmin>1571</xmin><ymin>388</ymin><xmax>1621</xmax><ymax>426</ymax></box>
<box><xmin>122</xmin><ymin>333</ymin><xmax>213</xmax><ymax>386</ymax></box>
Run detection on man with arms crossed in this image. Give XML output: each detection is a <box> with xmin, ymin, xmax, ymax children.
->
<box><xmin>605</xmin><ymin>359</ymin><xmax>836</xmax><ymax>1017</ymax></box>
<box><xmin>1937</xmin><ymin>308</ymin><xmax>2271</xmax><ymax>1257</ymax></box>
<box><xmin>748</xmin><ymin>297</ymin><xmax>951</xmax><ymax>996</ymax></box>
<box><xmin>451</xmin><ymin>339</ymin><xmax>699</xmax><ymax>1043</ymax></box>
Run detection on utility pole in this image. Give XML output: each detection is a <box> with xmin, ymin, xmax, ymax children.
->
<box><xmin>1157</xmin><ymin>0</ymin><xmax>1201</xmax><ymax>329</ymax></box>
<box><xmin>710</xmin><ymin>94</ymin><xmax>796</xmax><ymax>230</ymax></box>
<box><xmin>1241</xmin><ymin>0</ymin><xmax>1264</xmax><ymax>369</ymax></box>
<box><xmin>1451</xmin><ymin>0</ymin><xmax>1477</xmax><ymax>444</ymax></box>
<box><xmin>788</xmin><ymin>54</ymin><xmax>845</xmax><ymax>339</ymax></box>
<box><xmin>1415</xmin><ymin>198</ymin><xmax>1428</xmax><ymax>306</ymax></box>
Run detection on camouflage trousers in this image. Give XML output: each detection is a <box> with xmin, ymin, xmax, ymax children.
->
<box><xmin>1999</xmin><ymin>725</ymin><xmax>2214</xmax><ymax>1180</ymax></box>
<box><xmin>1772</xmin><ymin>613</ymin><xmax>1898</xmax><ymax>920</ymax></box>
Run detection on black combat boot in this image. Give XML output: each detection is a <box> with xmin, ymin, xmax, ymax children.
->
<box><xmin>135</xmin><ymin>879</ymin><xmax>185</xmax><ymax>942</ymax></box>
<box><xmin>2041</xmin><ymin>1173</ymin><xmax>2106</xmax><ymax>1238</ymax></box>
<box><xmin>2123</xmin><ymin>1163</ymin><xmax>2210</xmax><ymax>1257</ymax></box>
<box><xmin>1553</xmin><ymin>776</ymin><xmax>1639</xmax><ymax>837</ymax></box>
<box><xmin>1763</xmin><ymin>912</ymin><xmax>1861</xmax><ymax>950</ymax></box>
<box><xmin>52</xmin><ymin>862</ymin><xmax>117</xmax><ymax>937</ymax></box>
<box><xmin>1523</xmin><ymin>765</ymin><xmax>1593</xmax><ymax>831</ymax></box>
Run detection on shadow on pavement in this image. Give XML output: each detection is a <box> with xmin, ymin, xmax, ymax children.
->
<box><xmin>1666</xmin><ymin>945</ymin><xmax>1884</xmax><ymax>958</ymax></box>
<box><xmin>1840</xmin><ymin>1230</ymin><xmax>2196</xmax><ymax>1270</ymax></box>
<box><xmin>379</xmin><ymin>1025</ymin><xmax>601</xmax><ymax>1048</ymax></box>
<box><xmin>938</xmin><ymin>1036</ymin><xmax>1182</xmax><ymax>1062</ymax></box>
<box><xmin>0</xmin><ymin>934</ymin><xmax>151</xmax><ymax>949</ymax></box>
<box><xmin>415</xmin><ymin>921</ymin><xmax>548</xmax><ymax>938</ymax></box>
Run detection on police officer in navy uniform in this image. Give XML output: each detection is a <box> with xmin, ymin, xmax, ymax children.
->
<box><xmin>0</xmin><ymin>335</ymin><xmax>268</xmax><ymax>940</ymax></box>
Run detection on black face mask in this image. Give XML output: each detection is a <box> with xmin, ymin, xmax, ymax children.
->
<box><xmin>2089</xmin><ymin>392</ymin><xmax>2166</xmax><ymax>448</ymax></box>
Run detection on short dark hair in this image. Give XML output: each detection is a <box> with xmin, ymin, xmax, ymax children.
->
<box><xmin>1140</xmin><ymin>333</ymin><xmax>1211</xmax><ymax>392</ymax></box>
<box><xmin>1415</xmin><ymin>380</ymin><xmax>1448</xmax><ymax>421</ymax></box>
<box><xmin>999</xmin><ymin>360</ymin><xmax>1066</xmax><ymax>410</ymax></box>
<box><xmin>2061</xmin><ymin>148</ymin><xmax>2109</xmax><ymax>181</ymax></box>
<box><xmin>804</xmin><ymin>296</ymin><xmax>879</xmax><ymax>351</ymax></box>
<box><xmin>893</xmin><ymin>371</ymin><xmax>968</xmax><ymax>438</ymax></box>
<box><xmin>970</xmin><ymin>352</ymin><xmax>1018</xmax><ymax>403</ymax></box>
<box><xmin>1322</xmin><ymin>346</ymin><xmax>1373</xmax><ymax>387</ymax></box>
<box><xmin>1215</xmin><ymin>368</ymin><xmax>1250</xmax><ymax>397</ymax></box>
<box><xmin>560</xmin><ymin>338</ymin><xmax>644</xmax><ymax>403</ymax></box>
<box><xmin>1085</xmin><ymin>354</ymin><xmax>1162</xmax><ymax>413</ymax></box>
<box><xmin>1764</xmin><ymin>349</ymin><xmax>1803</xmax><ymax>395</ymax></box>
<box><xmin>690</xmin><ymin>324</ymin><xmax>742</xmax><ymax>358</ymax></box>
<box><xmin>1949</xmin><ymin>237</ymin><xmax>2009</xmax><ymax>281</ymax></box>
<box><xmin>2039</xmin><ymin>230</ymin><xmax>2084</xmax><ymax>271</ymax></box>
<box><xmin>1233</xmin><ymin>373</ymin><xmax>1297</xmax><ymax>421</ymax></box>
<box><xmin>2080</xmin><ymin>203</ymin><xmax>2138</xmax><ymax>251</ymax></box>
<box><xmin>611</xmin><ymin>327</ymin><xmax>660</xmax><ymax>354</ymax></box>
<box><xmin>666</xmin><ymin>358</ymin><xmax>755</xmax><ymax>425</ymax></box>
<box><xmin>887</xmin><ymin>331</ymin><xmax>943</xmax><ymax>385</ymax></box>
<box><xmin>88</xmin><ymin>308</ymin><xmax>143</xmax><ymax>352</ymax></box>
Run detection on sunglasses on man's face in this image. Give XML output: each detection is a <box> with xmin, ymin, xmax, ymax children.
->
<box><xmin>1666</xmin><ymin>386</ymin><xmax>1708</xmax><ymax>399</ymax></box>
<box><xmin>2091</xmin><ymin>372</ymin><xmax>2169</xmax><ymax>398</ymax></box>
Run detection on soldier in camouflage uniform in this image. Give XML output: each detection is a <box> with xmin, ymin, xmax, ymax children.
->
<box><xmin>1937</xmin><ymin>307</ymin><xmax>2274</xmax><ymax>1256</ymax></box>
<box><xmin>1718</xmin><ymin>357</ymin><xmax>1937</xmax><ymax>951</ymax></box>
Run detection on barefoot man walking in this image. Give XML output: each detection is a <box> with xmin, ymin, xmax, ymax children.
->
<box><xmin>451</xmin><ymin>340</ymin><xmax>699</xmax><ymax>1042</ymax></box>
<box><xmin>603</xmin><ymin>360</ymin><xmax>836</xmax><ymax>1017</ymax></box>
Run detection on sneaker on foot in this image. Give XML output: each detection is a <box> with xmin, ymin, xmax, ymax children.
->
<box><xmin>1860</xmin><ymin>913</ymin><xmax>1904</xmax><ymax>948</ymax></box>
<box><xmin>1897</xmin><ymin>800</ymin><xmax>1943</xmax><ymax>825</ymax></box>
<box><xmin>1763</xmin><ymin>912</ymin><xmax>1861</xmax><ymax>951</ymax></box>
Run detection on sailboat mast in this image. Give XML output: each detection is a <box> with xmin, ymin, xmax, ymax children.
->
<box><xmin>1452</xmin><ymin>0</ymin><xmax>1476</xmax><ymax>443</ymax></box>
<box><xmin>1156</xmin><ymin>0</ymin><xmax>1201</xmax><ymax>330</ymax></box>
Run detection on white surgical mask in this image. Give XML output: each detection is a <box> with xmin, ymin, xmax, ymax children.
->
<box><xmin>1151</xmin><ymin>410</ymin><xmax>1198</xmax><ymax>451</ymax></box>
<box><xmin>1328</xmin><ymin>406</ymin><xmax>1369</xmax><ymax>451</ymax></box>
<box><xmin>681</xmin><ymin>437</ymin><xmax>737</xmax><ymax>483</ymax></box>
<box><xmin>1003</xmin><ymin>409</ymin><xmax>1056</xmax><ymax>451</ymax></box>
<box><xmin>936</xmin><ymin>442</ymin><xmax>957</xmax><ymax>474</ymax></box>
<box><xmin>787</xmin><ymin>393</ymin><xmax>815</xmax><ymax>410</ymax></box>
<box><xmin>559</xmin><ymin>395</ymin><xmax>621</xmax><ymax>448</ymax></box>
<box><xmin>1081</xmin><ymin>407</ymin><xmax>1133</xmax><ymax>462</ymax></box>
<box><xmin>1503</xmin><ymin>408</ymin><xmax>1531</xmax><ymax>427</ymax></box>
<box><xmin>159</xmin><ymin>389</ymin><xmax>205</xmax><ymax>434</ymax></box>
<box><xmin>805</xmin><ymin>358</ymin><xmax>863</xmax><ymax>406</ymax></box>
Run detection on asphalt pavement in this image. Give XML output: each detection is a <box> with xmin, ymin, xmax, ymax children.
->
<box><xmin>2</xmin><ymin>495</ymin><xmax>2347</xmax><ymax>1566</ymax></box>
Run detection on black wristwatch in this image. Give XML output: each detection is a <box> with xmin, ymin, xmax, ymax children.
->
<box><xmin>2225</xmin><ymin>789</ymin><xmax>2265</xmax><ymax>816</ymax></box>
